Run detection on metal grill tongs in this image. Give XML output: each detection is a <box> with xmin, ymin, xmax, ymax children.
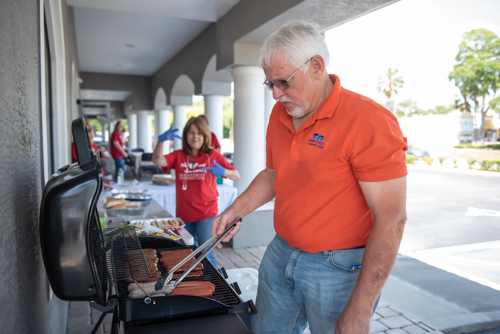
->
<box><xmin>153</xmin><ymin>216</ymin><xmax>243</xmax><ymax>293</ymax></box>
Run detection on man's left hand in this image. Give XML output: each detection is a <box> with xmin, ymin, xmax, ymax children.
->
<box><xmin>335</xmin><ymin>305</ymin><xmax>371</xmax><ymax>334</ymax></box>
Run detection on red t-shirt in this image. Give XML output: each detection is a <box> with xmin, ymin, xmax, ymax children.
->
<box><xmin>72</xmin><ymin>142</ymin><xmax>99</xmax><ymax>163</ymax></box>
<box><xmin>110</xmin><ymin>131</ymin><xmax>124</xmax><ymax>159</ymax></box>
<box><xmin>267</xmin><ymin>74</ymin><xmax>408</xmax><ymax>253</ymax></box>
<box><xmin>161</xmin><ymin>150</ymin><xmax>235</xmax><ymax>223</ymax></box>
<box><xmin>211</xmin><ymin>132</ymin><xmax>221</xmax><ymax>149</ymax></box>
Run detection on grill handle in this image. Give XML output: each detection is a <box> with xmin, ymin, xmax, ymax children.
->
<box><xmin>155</xmin><ymin>216</ymin><xmax>242</xmax><ymax>291</ymax></box>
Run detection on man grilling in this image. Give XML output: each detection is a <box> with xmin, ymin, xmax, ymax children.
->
<box><xmin>212</xmin><ymin>19</ymin><xmax>408</xmax><ymax>333</ymax></box>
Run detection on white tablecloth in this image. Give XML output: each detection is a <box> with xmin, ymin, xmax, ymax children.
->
<box><xmin>111</xmin><ymin>181</ymin><xmax>238</xmax><ymax>218</ymax></box>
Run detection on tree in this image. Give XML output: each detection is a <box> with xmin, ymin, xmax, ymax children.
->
<box><xmin>222</xmin><ymin>96</ymin><xmax>233</xmax><ymax>139</ymax></box>
<box><xmin>377</xmin><ymin>68</ymin><xmax>404</xmax><ymax>114</ymax></box>
<box><xmin>449</xmin><ymin>28</ymin><xmax>500</xmax><ymax>144</ymax></box>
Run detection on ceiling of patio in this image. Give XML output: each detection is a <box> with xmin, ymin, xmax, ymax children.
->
<box><xmin>69</xmin><ymin>0</ymin><xmax>241</xmax><ymax>76</ymax></box>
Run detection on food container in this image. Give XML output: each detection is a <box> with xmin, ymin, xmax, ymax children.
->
<box><xmin>128</xmin><ymin>217</ymin><xmax>185</xmax><ymax>231</ymax></box>
<box><xmin>133</xmin><ymin>223</ymin><xmax>182</xmax><ymax>241</ymax></box>
<box><xmin>111</xmin><ymin>193</ymin><xmax>153</xmax><ymax>202</ymax></box>
<box><xmin>106</xmin><ymin>201</ymin><xmax>150</xmax><ymax>216</ymax></box>
<box><xmin>110</xmin><ymin>189</ymin><xmax>148</xmax><ymax>195</ymax></box>
<box><xmin>152</xmin><ymin>174</ymin><xmax>175</xmax><ymax>186</ymax></box>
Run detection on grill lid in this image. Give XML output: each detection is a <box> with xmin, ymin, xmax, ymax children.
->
<box><xmin>39</xmin><ymin>117</ymin><xmax>106</xmax><ymax>304</ymax></box>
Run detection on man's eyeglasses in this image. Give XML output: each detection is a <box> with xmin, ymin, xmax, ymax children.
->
<box><xmin>263</xmin><ymin>56</ymin><xmax>314</xmax><ymax>92</ymax></box>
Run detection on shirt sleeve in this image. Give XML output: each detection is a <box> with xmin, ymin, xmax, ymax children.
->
<box><xmin>213</xmin><ymin>151</ymin><xmax>235</xmax><ymax>170</ymax></box>
<box><xmin>162</xmin><ymin>151</ymin><xmax>177</xmax><ymax>173</ymax></box>
<box><xmin>349</xmin><ymin>107</ymin><xmax>408</xmax><ymax>182</ymax></box>
<box><xmin>211</xmin><ymin>133</ymin><xmax>221</xmax><ymax>149</ymax></box>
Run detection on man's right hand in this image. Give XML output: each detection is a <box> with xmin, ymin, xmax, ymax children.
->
<box><xmin>211</xmin><ymin>209</ymin><xmax>242</xmax><ymax>248</ymax></box>
<box><xmin>158</xmin><ymin>124</ymin><xmax>182</xmax><ymax>143</ymax></box>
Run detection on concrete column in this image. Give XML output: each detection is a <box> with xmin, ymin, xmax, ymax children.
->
<box><xmin>137</xmin><ymin>110</ymin><xmax>151</xmax><ymax>152</ymax></box>
<box><xmin>232</xmin><ymin>66</ymin><xmax>266</xmax><ymax>194</ymax></box>
<box><xmin>158</xmin><ymin>108</ymin><xmax>172</xmax><ymax>155</ymax></box>
<box><xmin>173</xmin><ymin>105</ymin><xmax>187</xmax><ymax>150</ymax></box>
<box><xmin>128</xmin><ymin>113</ymin><xmax>137</xmax><ymax>150</ymax></box>
<box><xmin>204</xmin><ymin>94</ymin><xmax>224</xmax><ymax>147</ymax></box>
<box><xmin>264</xmin><ymin>88</ymin><xmax>276</xmax><ymax>132</ymax></box>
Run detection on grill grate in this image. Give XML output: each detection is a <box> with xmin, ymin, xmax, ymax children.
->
<box><xmin>108</xmin><ymin>227</ymin><xmax>153</xmax><ymax>284</ymax></box>
<box><xmin>114</xmin><ymin>246</ymin><xmax>240</xmax><ymax>307</ymax></box>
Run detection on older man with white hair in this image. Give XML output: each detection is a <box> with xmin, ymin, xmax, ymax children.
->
<box><xmin>212</xmin><ymin>19</ymin><xmax>408</xmax><ymax>334</ymax></box>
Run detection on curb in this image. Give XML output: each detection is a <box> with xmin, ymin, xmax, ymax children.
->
<box><xmin>426</xmin><ymin>311</ymin><xmax>500</xmax><ymax>334</ymax></box>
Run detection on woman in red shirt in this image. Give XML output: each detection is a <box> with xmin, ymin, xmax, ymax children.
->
<box><xmin>153</xmin><ymin>116</ymin><xmax>239</xmax><ymax>268</ymax></box>
<box><xmin>110</xmin><ymin>121</ymin><xmax>128</xmax><ymax>182</ymax></box>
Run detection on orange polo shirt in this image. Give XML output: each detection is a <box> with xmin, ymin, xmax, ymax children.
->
<box><xmin>266</xmin><ymin>74</ymin><xmax>408</xmax><ymax>253</ymax></box>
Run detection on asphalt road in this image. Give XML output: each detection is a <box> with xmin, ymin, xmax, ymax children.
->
<box><xmin>400</xmin><ymin>164</ymin><xmax>500</xmax><ymax>287</ymax></box>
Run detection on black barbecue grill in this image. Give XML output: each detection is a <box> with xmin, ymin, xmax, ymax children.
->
<box><xmin>39</xmin><ymin>117</ymin><xmax>256</xmax><ymax>334</ymax></box>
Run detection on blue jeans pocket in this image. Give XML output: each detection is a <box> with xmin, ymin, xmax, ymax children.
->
<box><xmin>326</xmin><ymin>248</ymin><xmax>365</xmax><ymax>273</ymax></box>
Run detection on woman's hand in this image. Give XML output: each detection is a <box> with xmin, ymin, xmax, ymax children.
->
<box><xmin>202</xmin><ymin>160</ymin><xmax>225</xmax><ymax>177</ymax></box>
<box><xmin>158</xmin><ymin>124</ymin><xmax>182</xmax><ymax>143</ymax></box>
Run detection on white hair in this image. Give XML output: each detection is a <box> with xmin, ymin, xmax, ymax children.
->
<box><xmin>257</xmin><ymin>19</ymin><xmax>330</xmax><ymax>70</ymax></box>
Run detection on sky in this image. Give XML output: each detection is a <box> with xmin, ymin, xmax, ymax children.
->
<box><xmin>324</xmin><ymin>0</ymin><xmax>500</xmax><ymax>111</ymax></box>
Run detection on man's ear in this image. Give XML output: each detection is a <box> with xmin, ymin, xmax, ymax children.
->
<box><xmin>310</xmin><ymin>56</ymin><xmax>326</xmax><ymax>78</ymax></box>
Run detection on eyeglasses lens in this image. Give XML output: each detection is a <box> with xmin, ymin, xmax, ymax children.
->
<box><xmin>263</xmin><ymin>80</ymin><xmax>289</xmax><ymax>92</ymax></box>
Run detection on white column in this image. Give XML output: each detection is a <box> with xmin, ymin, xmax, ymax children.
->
<box><xmin>204</xmin><ymin>94</ymin><xmax>224</xmax><ymax>146</ymax></box>
<box><xmin>158</xmin><ymin>109</ymin><xmax>172</xmax><ymax>154</ymax></box>
<box><xmin>137</xmin><ymin>110</ymin><xmax>151</xmax><ymax>152</ymax></box>
<box><xmin>264</xmin><ymin>88</ymin><xmax>276</xmax><ymax>132</ymax></box>
<box><xmin>232</xmin><ymin>66</ymin><xmax>266</xmax><ymax>194</ymax></box>
<box><xmin>128</xmin><ymin>113</ymin><xmax>137</xmax><ymax>150</ymax></box>
<box><xmin>173</xmin><ymin>105</ymin><xmax>187</xmax><ymax>150</ymax></box>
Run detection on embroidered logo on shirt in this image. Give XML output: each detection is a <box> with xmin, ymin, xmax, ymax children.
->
<box><xmin>308</xmin><ymin>133</ymin><xmax>326</xmax><ymax>149</ymax></box>
<box><xmin>313</xmin><ymin>133</ymin><xmax>324</xmax><ymax>140</ymax></box>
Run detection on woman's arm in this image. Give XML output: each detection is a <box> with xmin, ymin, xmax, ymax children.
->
<box><xmin>224</xmin><ymin>168</ymin><xmax>240</xmax><ymax>181</ymax></box>
<box><xmin>113</xmin><ymin>140</ymin><xmax>128</xmax><ymax>158</ymax></box>
<box><xmin>152</xmin><ymin>141</ymin><xmax>168</xmax><ymax>167</ymax></box>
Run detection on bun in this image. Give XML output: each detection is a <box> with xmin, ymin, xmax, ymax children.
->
<box><xmin>110</xmin><ymin>203</ymin><xmax>126</xmax><ymax>209</ymax></box>
<box><xmin>105</xmin><ymin>198</ymin><xmax>126</xmax><ymax>208</ymax></box>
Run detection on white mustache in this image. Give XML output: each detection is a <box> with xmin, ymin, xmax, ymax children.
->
<box><xmin>280</xmin><ymin>98</ymin><xmax>294</xmax><ymax>104</ymax></box>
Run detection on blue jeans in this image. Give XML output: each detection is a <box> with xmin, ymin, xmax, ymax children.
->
<box><xmin>114</xmin><ymin>157</ymin><xmax>126</xmax><ymax>182</ymax></box>
<box><xmin>252</xmin><ymin>235</ymin><xmax>379</xmax><ymax>334</ymax></box>
<box><xmin>183</xmin><ymin>216</ymin><xmax>218</xmax><ymax>269</ymax></box>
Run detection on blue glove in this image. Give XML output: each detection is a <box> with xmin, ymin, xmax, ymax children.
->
<box><xmin>158</xmin><ymin>124</ymin><xmax>182</xmax><ymax>143</ymax></box>
<box><xmin>202</xmin><ymin>160</ymin><xmax>225</xmax><ymax>178</ymax></box>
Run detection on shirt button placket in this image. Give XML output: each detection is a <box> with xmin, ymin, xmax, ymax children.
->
<box><xmin>291</xmin><ymin>136</ymin><xmax>299</xmax><ymax>160</ymax></box>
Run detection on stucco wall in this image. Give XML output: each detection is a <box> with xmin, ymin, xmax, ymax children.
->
<box><xmin>0</xmin><ymin>0</ymin><xmax>50</xmax><ymax>332</ymax></box>
<box><xmin>0</xmin><ymin>1</ymin><xmax>79</xmax><ymax>333</ymax></box>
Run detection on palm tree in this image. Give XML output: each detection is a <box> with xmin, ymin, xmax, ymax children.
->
<box><xmin>377</xmin><ymin>68</ymin><xmax>404</xmax><ymax>114</ymax></box>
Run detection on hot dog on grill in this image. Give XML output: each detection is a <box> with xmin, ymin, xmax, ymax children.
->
<box><xmin>169</xmin><ymin>287</ymin><xmax>215</xmax><ymax>297</ymax></box>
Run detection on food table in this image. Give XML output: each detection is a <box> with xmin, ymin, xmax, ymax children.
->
<box><xmin>109</xmin><ymin>181</ymin><xmax>238</xmax><ymax>217</ymax></box>
<box><xmin>98</xmin><ymin>195</ymin><xmax>195</xmax><ymax>245</ymax></box>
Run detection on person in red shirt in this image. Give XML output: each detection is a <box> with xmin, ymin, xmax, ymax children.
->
<box><xmin>110</xmin><ymin>121</ymin><xmax>128</xmax><ymax>182</ymax></box>
<box><xmin>211</xmin><ymin>20</ymin><xmax>407</xmax><ymax>334</ymax></box>
<box><xmin>153</xmin><ymin>116</ymin><xmax>239</xmax><ymax>268</ymax></box>
<box><xmin>199</xmin><ymin>114</ymin><xmax>221</xmax><ymax>152</ymax></box>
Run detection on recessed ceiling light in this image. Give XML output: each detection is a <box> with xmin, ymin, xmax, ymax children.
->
<box><xmin>125</xmin><ymin>44</ymin><xmax>135</xmax><ymax>48</ymax></box>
